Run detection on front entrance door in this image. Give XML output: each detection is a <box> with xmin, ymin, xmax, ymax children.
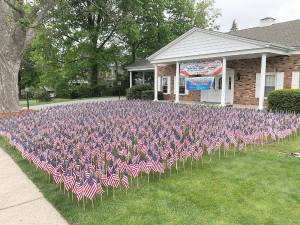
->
<box><xmin>201</xmin><ymin>69</ymin><xmax>234</xmax><ymax>104</ymax></box>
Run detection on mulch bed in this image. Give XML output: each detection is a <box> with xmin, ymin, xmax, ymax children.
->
<box><xmin>0</xmin><ymin>109</ymin><xmax>34</xmax><ymax>119</ymax></box>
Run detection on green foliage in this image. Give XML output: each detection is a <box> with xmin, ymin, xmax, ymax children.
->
<box><xmin>26</xmin><ymin>0</ymin><xmax>220</xmax><ymax>93</ymax></box>
<box><xmin>141</xmin><ymin>90</ymin><xmax>154</xmax><ymax>100</ymax></box>
<box><xmin>230</xmin><ymin>19</ymin><xmax>238</xmax><ymax>31</ymax></box>
<box><xmin>141</xmin><ymin>90</ymin><xmax>164</xmax><ymax>100</ymax></box>
<box><xmin>126</xmin><ymin>84</ymin><xmax>153</xmax><ymax>99</ymax></box>
<box><xmin>268</xmin><ymin>89</ymin><xmax>300</xmax><ymax>113</ymax></box>
<box><xmin>33</xmin><ymin>88</ymin><xmax>52</xmax><ymax>102</ymax></box>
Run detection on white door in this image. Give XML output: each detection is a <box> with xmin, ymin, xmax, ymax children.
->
<box><xmin>201</xmin><ymin>69</ymin><xmax>235</xmax><ymax>104</ymax></box>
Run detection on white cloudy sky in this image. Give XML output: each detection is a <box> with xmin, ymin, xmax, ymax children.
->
<box><xmin>215</xmin><ymin>0</ymin><xmax>300</xmax><ymax>31</ymax></box>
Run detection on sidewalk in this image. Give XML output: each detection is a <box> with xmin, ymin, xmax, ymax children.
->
<box><xmin>28</xmin><ymin>96</ymin><xmax>125</xmax><ymax>110</ymax></box>
<box><xmin>0</xmin><ymin>148</ymin><xmax>68</xmax><ymax>225</ymax></box>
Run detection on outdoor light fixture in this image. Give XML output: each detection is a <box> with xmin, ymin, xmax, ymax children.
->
<box><xmin>24</xmin><ymin>87</ymin><xmax>30</xmax><ymax>110</ymax></box>
<box><xmin>235</xmin><ymin>72</ymin><xmax>241</xmax><ymax>81</ymax></box>
<box><xmin>117</xmin><ymin>81</ymin><xmax>122</xmax><ymax>100</ymax></box>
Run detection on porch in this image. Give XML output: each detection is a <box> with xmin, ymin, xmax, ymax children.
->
<box><xmin>146</xmin><ymin>28</ymin><xmax>290</xmax><ymax>110</ymax></box>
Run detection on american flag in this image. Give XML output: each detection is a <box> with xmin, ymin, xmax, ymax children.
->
<box><xmin>0</xmin><ymin>101</ymin><xmax>299</xmax><ymax>202</ymax></box>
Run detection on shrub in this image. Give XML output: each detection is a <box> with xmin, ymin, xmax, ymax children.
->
<box><xmin>141</xmin><ymin>90</ymin><xmax>154</xmax><ymax>100</ymax></box>
<box><xmin>268</xmin><ymin>89</ymin><xmax>300</xmax><ymax>113</ymax></box>
<box><xmin>33</xmin><ymin>88</ymin><xmax>52</xmax><ymax>102</ymax></box>
<box><xmin>126</xmin><ymin>84</ymin><xmax>153</xmax><ymax>100</ymax></box>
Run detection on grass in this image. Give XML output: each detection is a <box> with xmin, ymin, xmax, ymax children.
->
<box><xmin>1</xmin><ymin>136</ymin><xmax>300</xmax><ymax>225</ymax></box>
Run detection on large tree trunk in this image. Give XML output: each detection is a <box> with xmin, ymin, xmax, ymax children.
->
<box><xmin>0</xmin><ymin>0</ymin><xmax>54</xmax><ymax>112</ymax></box>
<box><xmin>0</xmin><ymin>1</ymin><xmax>23</xmax><ymax>112</ymax></box>
<box><xmin>0</xmin><ymin>54</ymin><xmax>21</xmax><ymax>112</ymax></box>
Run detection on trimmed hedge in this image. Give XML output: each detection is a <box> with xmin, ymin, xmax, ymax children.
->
<box><xmin>126</xmin><ymin>85</ymin><xmax>164</xmax><ymax>100</ymax></box>
<box><xmin>268</xmin><ymin>89</ymin><xmax>300</xmax><ymax>113</ymax></box>
<box><xmin>126</xmin><ymin>84</ymin><xmax>153</xmax><ymax>100</ymax></box>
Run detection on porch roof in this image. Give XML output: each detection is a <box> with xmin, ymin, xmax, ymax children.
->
<box><xmin>147</xmin><ymin>27</ymin><xmax>292</xmax><ymax>64</ymax></box>
<box><xmin>126</xmin><ymin>59</ymin><xmax>154</xmax><ymax>72</ymax></box>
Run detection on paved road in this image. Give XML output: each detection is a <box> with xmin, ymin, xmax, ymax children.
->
<box><xmin>0</xmin><ymin>148</ymin><xmax>69</xmax><ymax>225</ymax></box>
<box><xmin>28</xmin><ymin>96</ymin><xmax>126</xmax><ymax>110</ymax></box>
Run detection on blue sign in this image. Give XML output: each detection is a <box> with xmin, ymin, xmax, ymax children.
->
<box><xmin>186</xmin><ymin>77</ymin><xmax>215</xmax><ymax>91</ymax></box>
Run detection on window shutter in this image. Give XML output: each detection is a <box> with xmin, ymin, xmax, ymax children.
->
<box><xmin>158</xmin><ymin>76</ymin><xmax>161</xmax><ymax>91</ymax></box>
<box><xmin>275</xmin><ymin>72</ymin><xmax>284</xmax><ymax>90</ymax></box>
<box><xmin>167</xmin><ymin>77</ymin><xmax>171</xmax><ymax>94</ymax></box>
<box><xmin>255</xmin><ymin>73</ymin><xmax>260</xmax><ymax>98</ymax></box>
<box><xmin>291</xmin><ymin>72</ymin><xmax>300</xmax><ymax>89</ymax></box>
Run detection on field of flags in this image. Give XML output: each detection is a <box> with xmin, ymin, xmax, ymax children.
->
<box><xmin>0</xmin><ymin>101</ymin><xmax>299</xmax><ymax>206</ymax></box>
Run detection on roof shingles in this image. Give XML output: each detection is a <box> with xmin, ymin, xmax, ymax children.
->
<box><xmin>229</xmin><ymin>19</ymin><xmax>300</xmax><ymax>48</ymax></box>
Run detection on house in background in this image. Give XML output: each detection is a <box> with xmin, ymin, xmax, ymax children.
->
<box><xmin>126</xmin><ymin>59</ymin><xmax>154</xmax><ymax>87</ymax></box>
<box><xmin>128</xmin><ymin>18</ymin><xmax>300</xmax><ymax>109</ymax></box>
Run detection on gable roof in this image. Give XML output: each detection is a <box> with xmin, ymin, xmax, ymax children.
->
<box><xmin>229</xmin><ymin>19</ymin><xmax>300</xmax><ymax>48</ymax></box>
<box><xmin>147</xmin><ymin>27</ymin><xmax>290</xmax><ymax>63</ymax></box>
<box><xmin>126</xmin><ymin>59</ymin><xmax>154</xmax><ymax>71</ymax></box>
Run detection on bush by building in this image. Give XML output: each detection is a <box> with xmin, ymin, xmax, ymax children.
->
<box><xmin>268</xmin><ymin>89</ymin><xmax>300</xmax><ymax>113</ymax></box>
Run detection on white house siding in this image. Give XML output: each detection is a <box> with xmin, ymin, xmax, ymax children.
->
<box><xmin>153</xmin><ymin>30</ymin><xmax>263</xmax><ymax>61</ymax></box>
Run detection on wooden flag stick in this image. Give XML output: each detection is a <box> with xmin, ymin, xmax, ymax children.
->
<box><xmin>113</xmin><ymin>188</ymin><xmax>115</xmax><ymax>200</ymax></box>
<box><xmin>77</xmin><ymin>200</ymin><xmax>79</xmax><ymax>207</ymax></box>
<box><xmin>201</xmin><ymin>157</ymin><xmax>203</xmax><ymax>167</ymax></box>
<box><xmin>71</xmin><ymin>192</ymin><xmax>73</xmax><ymax>202</ymax></box>
<box><xmin>106</xmin><ymin>187</ymin><xmax>108</xmax><ymax>196</ymax></box>
<box><xmin>83</xmin><ymin>197</ymin><xmax>85</xmax><ymax>211</ymax></box>
<box><xmin>147</xmin><ymin>173</ymin><xmax>150</xmax><ymax>184</ymax></box>
<box><xmin>91</xmin><ymin>199</ymin><xmax>94</xmax><ymax>209</ymax></box>
<box><xmin>218</xmin><ymin>147</ymin><xmax>221</xmax><ymax>160</ymax></box>
<box><xmin>137</xmin><ymin>176</ymin><xmax>139</xmax><ymax>188</ymax></box>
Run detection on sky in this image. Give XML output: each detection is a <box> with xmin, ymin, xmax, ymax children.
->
<box><xmin>215</xmin><ymin>0</ymin><xmax>300</xmax><ymax>32</ymax></box>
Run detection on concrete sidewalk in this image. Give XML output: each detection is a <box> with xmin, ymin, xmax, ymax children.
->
<box><xmin>28</xmin><ymin>96</ymin><xmax>125</xmax><ymax>110</ymax></box>
<box><xmin>0</xmin><ymin>148</ymin><xmax>68</xmax><ymax>225</ymax></box>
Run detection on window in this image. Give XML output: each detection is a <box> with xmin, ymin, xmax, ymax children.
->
<box><xmin>162</xmin><ymin>77</ymin><xmax>169</xmax><ymax>94</ymax></box>
<box><xmin>218</xmin><ymin>78</ymin><xmax>222</xmax><ymax>90</ymax></box>
<box><xmin>179</xmin><ymin>77</ymin><xmax>186</xmax><ymax>94</ymax></box>
<box><xmin>264</xmin><ymin>75</ymin><xmax>275</xmax><ymax>97</ymax></box>
<box><xmin>228</xmin><ymin>77</ymin><xmax>232</xmax><ymax>90</ymax></box>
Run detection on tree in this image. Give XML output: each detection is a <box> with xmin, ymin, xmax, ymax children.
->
<box><xmin>0</xmin><ymin>0</ymin><xmax>54</xmax><ymax>112</ymax></box>
<box><xmin>230</xmin><ymin>19</ymin><xmax>238</xmax><ymax>31</ymax></box>
<box><xmin>121</xmin><ymin>0</ymin><xmax>220</xmax><ymax>64</ymax></box>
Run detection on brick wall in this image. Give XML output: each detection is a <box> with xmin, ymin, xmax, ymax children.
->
<box><xmin>158</xmin><ymin>65</ymin><xmax>201</xmax><ymax>102</ymax></box>
<box><xmin>228</xmin><ymin>55</ymin><xmax>300</xmax><ymax>105</ymax></box>
<box><xmin>157</xmin><ymin>55</ymin><xmax>300</xmax><ymax>105</ymax></box>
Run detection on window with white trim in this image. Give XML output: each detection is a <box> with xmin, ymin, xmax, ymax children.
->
<box><xmin>162</xmin><ymin>77</ymin><xmax>169</xmax><ymax>94</ymax></box>
<box><xmin>264</xmin><ymin>74</ymin><xmax>275</xmax><ymax>97</ymax></box>
<box><xmin>179</xmin><ymin>77</ymin><xmax>186</xmax><ymax>94</ymax></box>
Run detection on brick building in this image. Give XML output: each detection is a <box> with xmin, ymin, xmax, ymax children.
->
<box><xmin>127</xmin><ymin>18</ymin><xmax>300</xmax><ymax>109</ymax></box>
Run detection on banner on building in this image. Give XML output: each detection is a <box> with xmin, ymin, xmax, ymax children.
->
<box><xmin>180</xmin><ymin>60</ymin><xmax>222</xmax><ymax>77</ymax></box>
<box><xmin>186</xmin><ymin>77</ymin><xmax>215</xmax><ymax>91</ymax></box>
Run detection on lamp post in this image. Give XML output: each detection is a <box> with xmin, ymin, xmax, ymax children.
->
<box><xmin>117</xmin><ymin>81</ymin><xmax>122</xmax><ymax>100</ymax></box>
<box><xmin>25</xmin><ymin>87</ymin><xmax>30</xmax><ymax>110</ymax></box>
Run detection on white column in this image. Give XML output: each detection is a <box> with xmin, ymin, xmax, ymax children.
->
<box><xmin>142</xmin><ymin>72</ymin><xmax>145</xmax><ymax>84</ymax></box>
<box><xmin>258</xmin><ymin>54</ymin><xmax>267</xmax><ymax>110</ymax></box>
<box><xmin>154</xmin><ymin>65</ymin><xmax>158</xmax><ymax>101</ymax></box>
<box><xmin>129</xmin><ymin>71</ymin><xmax>133</xmax><ymax>88</ymax></box>
<box><xmin>175</xmin><ymin>62</ymin><xmax>180</xmax><ymax>103</ymax></box>
<box><xmin>221</xmin><ymin>57</ymin><xmax>227</xmax><ymax>106</ymax></box>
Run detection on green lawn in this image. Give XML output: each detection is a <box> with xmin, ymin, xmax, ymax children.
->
<box><xmin>19</xmin><ymin>98</ymin><xmax>71</xmax><ymax>107</ymax></box>
<box><xmin>0</xmin><ymin>136</ymin><xmax>300</xmax><ymax>225</ymax></box>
